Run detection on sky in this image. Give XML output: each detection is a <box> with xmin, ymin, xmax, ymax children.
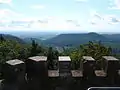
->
<box><xmin>0</xmin><ymin>0</ymin><xmax>120</xmax><ymax>33</ymax></box>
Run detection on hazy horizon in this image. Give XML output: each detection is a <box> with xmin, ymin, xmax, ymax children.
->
<box><xmin>1</xmin><ymin>31</ymin><xmax>120</xmax><ymax>34</ymax></box>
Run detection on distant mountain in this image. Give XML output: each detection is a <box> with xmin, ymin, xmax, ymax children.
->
<box><xmin>103</xmin><ymin>34</ymin><xmax>120</xmax><ymax>42</ymax></box>
<box><xmin>43</xmin><ymin>32</ymin><xmax>108</xmax><ymax>46</ymax></box>
<box><xmin>2</xmin><ymin>31</ymin><xmax>58</xmax><ymax>40</ymax></box>
<box><xmin>0</xmin><ymin>34</ymin><xmax>25</xmax><ymax>44</ymax></box>
<box><xmin>2</xmin><ymin>32</ymin><xmax>120</xmax><ymax>48</ymax></box>
<box><xmin>23</xmin><ymin>38</ymin><xmax>43</xmax><ymax>44</ymax></box>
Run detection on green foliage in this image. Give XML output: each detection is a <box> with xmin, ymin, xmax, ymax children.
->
<box><xmin>0</xmin><ymin>35</ymin><xmax>5</xmax><ymax>42</ymax></box>
<box><xmin>30</xmin><ymin>40</ymin><xmax>38</xmax><ymax>56</ymax></box>
<box><xmin>68</xmin><ymin>41</ymin><xmax>112</xmax><ymax>69</ymax></box>
<box><xmin>0</xmin><ymin>39</ymin><xmax>29</xmax><ymax>63</ymax></box>
<box><xmin>79</xmin><ymin>41</ymin><xmax>112</xmax><ymax>60</ymax></box>
<box><xmin>70</xmin><ymin>51</ymin><xmax>81</xmax><ymax>69</ymax></box>
<box><xmin>30</xmin><ymin>39</ymin><xmax>47</xmax><ymax>56</ymax></box>
<box><xmin>0</xmin><ymin>34</ymin><xmax>32</xmax><ymax>63</ymax></box>
<box><xmin>47</xmin><ymin>47</ymin><xmax>59</xmax><ymax>69</ymax></box>
<box><xmin>0</xmin><ymin>38</ymin><xmax>49</xmax><ymax>64</ymax></box>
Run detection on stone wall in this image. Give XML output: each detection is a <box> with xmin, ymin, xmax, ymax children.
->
<box><xmin>0</xmin><ymin>56</ymin><xmax>120</xmax><ymax>90</ymax></box>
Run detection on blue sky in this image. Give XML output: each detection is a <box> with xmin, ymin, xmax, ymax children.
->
<box><xmin>0</xmin><ymin>0</ymin><xmax>120</xmax><ymax>33</ymax></box>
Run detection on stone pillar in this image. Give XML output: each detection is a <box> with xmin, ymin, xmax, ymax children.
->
<box><xmin>102</xmin><ymin>56</ymin><xmax>119</xmax><ymax>86</ymax></box>
<box><xmin>58</xmin><ymin>56</ymin><xmax>72</xmax><ymax>90</ymax></box>
<box><xmin>71</xmin><ymin>70</ymin><xmax>83</xmax><ymax>90</ymax></box>
<box><xmin>47</xmin><ymin>57</ymin><xmax>59</xmax><ymax>90</ymax></box>
<box><xmin>71</xmin><ymin>57</ymin><xmax>83</xmax><ymax>90</ymax></box>
<box><xmin>82</xmin><ymin>56</ymin><xmax>96</xmax><ymax>88</ymax></box>
<box><xmin>94</xmin><ymin>56</ymin><xmax>107</xmax><ymax>86</ymax></box>
<box><xmin>26</xmin><ymin>56</ymin><xmax>48</xmax><ymax>90</ymax></box>
<box><xmin>48</xmin><ymin>70</ymin><xmax>59</xmax><ymax>90</ymax></box>
<box><xmin>59</xmin><ymin>56</ymin><xmax>71</xmax><ymax>77</ymax></box>
<box><xmin>2</xmin><ymin>59</ymin><xmax>26</xmax><ymax>90</ymax></box>
<box><xmin>94</xmin><ymin>70</ymin><xmax>107</xmax><ymax>86</ymax></box>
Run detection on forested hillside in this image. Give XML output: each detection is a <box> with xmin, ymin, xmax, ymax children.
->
<box><xmin>42</xmin><ymin>32</ymin><xmax>120</xmax><ymax>52</ymax></box>
<box><xmin>43</xmin><ymin>32</ymin><xmax>108</xmax><ymax>46</ymax></box>
<box><xmin>0</xmin><ymin>35</ymin><xmax>49</xmax><ymax>63</ymax></box>
<box><xmin>0</xmin><ymin>34</ymin><xmax>25</xmax><ymax>44</ymax></box>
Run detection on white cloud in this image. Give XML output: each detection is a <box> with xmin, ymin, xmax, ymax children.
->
<box><xmin>0</xmin><ymin>9</ymin><xmax>24</xmax><ymax>28</ymax></box>
<box><xmin>0</xmin><ymin>9</ymin><xmax>23</xmax><ymax>19</ymax></box>
<box><xmin>89</xmin><ymin>10</ymin><xmax>103</xmax><ymax>25</ymax></box>
<box><xmin>28</xmin><ymin>17</ymin><xmax>81</xmax><ymax>30</ymax></box>
<box><xmin>66</xmin><ymin>20</ymin><xmax>81</xmax><ymax>27</ymax></box>
<box><xmin>31</xmin><ymin>5</ymin><xmax>45</xmax><ymax>9</ymax></box>
<box><xmin>1</xmin><ymin>8</ymin><xmax>120</xmax><ymax>32</ymax></box>
<box><xmin>88</xmin><ymin>9</ymin><xmax>120</xmax><ymax>31</ymax></box>
<box><xmin>102</xmin><ymin>15</ymin><xmax>120</xmax><ymax>25</ymax></box>
<box><xmin>0</xmin><ymin>0</ymin><xmax>12</xmax><ymax>6</ymax></box>
<box><xmin>0</xmin><ymin>0</ymin><xmax>11</xmax><ymax>4</ymax></box>
<box><xmin>89</xmin><ymin>10</ymin><xmax>102</xmax><ymax>18</ymax></box>
<box><xmin>0</xmin><ymin>9</ymin><xmax>25</xmax><ymax>29</ymax></box>
<box><xmin>0</xmin><ymin>16</ymin><xmax>84</xmax><ymax>32</ymax></box>
<box><xmin>108</xmin><ymin>0</ymin><xmax>120</xmax><ymax>10</ymax></box>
